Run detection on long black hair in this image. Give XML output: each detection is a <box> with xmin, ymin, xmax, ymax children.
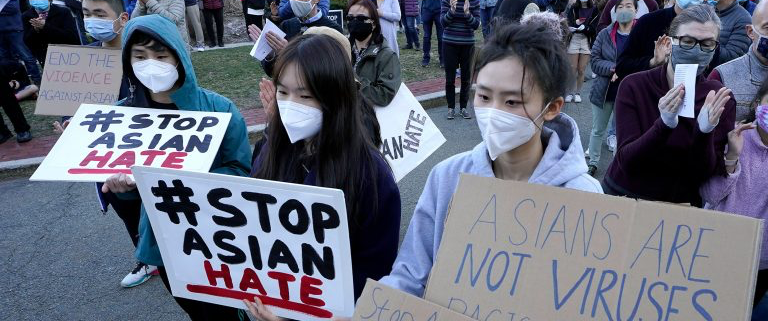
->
<box><xmin>473</xmin><ymin>23</ymin><xmax>572</xmax><ymax>121</ymax></box>
<box><xmin>346</xmin><ymin>0</ymin><xmax>385</xmax><ymax>46</ymax></box>
<box><xmin>254</xmin><ymin>34</ymin><xmax>379</xmax><ymax>225</ymax></box>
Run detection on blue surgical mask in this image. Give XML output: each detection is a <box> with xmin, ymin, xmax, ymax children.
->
<box><xmin>677</xmin><ymin>0</ymin><xmax>704</xmax><ymax>9</ymax></box>
<box><xmin>84</xmin><ymin>17</ymin><xmax>120</xmax><ymax>42</ymax></box>
<box><xmin>29</xmin><ymin>0</ymin><xmax>50</xmax><ymax>11</ymax></box>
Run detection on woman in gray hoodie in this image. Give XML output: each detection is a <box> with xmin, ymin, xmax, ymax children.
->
<box><xmin>380</xmin><ymin>23</ymin><xmax>603</xmax><ymax>297</ymax></box>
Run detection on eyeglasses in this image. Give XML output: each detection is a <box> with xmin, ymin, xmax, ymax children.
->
<box><xmin>346</xmin><ymin>15</ymin><xmax>372</xmax><ymax>22</ymax></box>
<box><xmin>671</xmin><ymin>36</ymin><xmax>719</xmax><ymax>52</ymax></box>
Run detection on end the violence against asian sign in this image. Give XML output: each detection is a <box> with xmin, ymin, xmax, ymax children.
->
<box><xmin>425</xmin><ymin>174</ymin><xmax>762</xmax><ymax>321</ymax></box>
<box><xmin>131</xmin><ymin>166</ymin><xmax>355</xmax><ymax>320</ymax></box>
<box><xmin>34</xmin><ymin>45</ymin><xmax>123</xmax><ymax>116</ymax></box>
<box><xmin>30</xmin><ymin>104</ymin><xmax>231</xmax><ymax>182</ymax></box>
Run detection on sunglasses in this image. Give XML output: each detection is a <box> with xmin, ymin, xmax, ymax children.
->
<box><xmin>346</xmin><ymin>15</ymin><xmax>372</xmax><ymax>22</ymax></box>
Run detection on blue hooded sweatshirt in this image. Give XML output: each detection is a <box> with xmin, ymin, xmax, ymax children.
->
<box><xmin>118</xmin><ymin>15</ymin><xmax>253</xmax><ymax>266</ymax></box>
<box><xmin>380</xmin><ymin>113</ymin><xmax>602</xmax><ymax>297</ymax></box>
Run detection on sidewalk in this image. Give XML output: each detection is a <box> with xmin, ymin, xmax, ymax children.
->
<box><xmin>0</xmin><ymin>78</ymin><xmax>451</xmax><ymax>170</ymax></box>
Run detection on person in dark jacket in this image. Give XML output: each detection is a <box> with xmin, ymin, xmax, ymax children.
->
<box><xmin>604</xmin><ymin>5</ymin><xmax>736</xmax><ymax>205</ymax></box>
<box><xmin>242</xmin><ymin>0</ymin><xmax>265</xmax><ymax>33</ymax></box>
<box><xmin>247</xmin><ymin>0</ymin><xmax>342</xmax><ymax>76</ymax></box>
<box><xmin>441</xmin><ymin>0</ymin><xmax>480</xmax><ymax>120</ymax></box>
<box><xmin>587</xmin><ymin>0</ymin><xmax>636</xmax><ymax>177</ymax></box>
<box><xmin>0</xmin><ymin>0</ymin><xmax>42</xmax><ymax>84</ymax></box>
<box><xmin>22</xmin><ymin>0</ymin><xmax>82</xmax><ymax>64</ymax></box>
<box><xmin>243</xmin><ymin>35</ymin><xmax>400</xmax><ymax>318</ymax></box>
<box><xmin>565</xmin><ymin>0</ymin><xmax>599</xmax><ymax>103</ymax></box>
<box><xmin>0</xmin><ymin>61</ymin><xmax>33</xmax><ymax>144</ymax></box>
<box><xmin>420</xmin><ymin>0</ymin><xmax>444</xmax><ymax>67</ymax></box>
<box><xmin>403</xmin><ymin>0</ymin><xmax>420</xmax><ymax>49</ymax></box>
<box><xmin>708</xmin><ymin>0</ymin><xmax>751</xmax><ymax>70</ymax></box>
<box><xmin>202</xmin><ymin>0</ymin><xmax>224</xmax><ymax>47</ymax></box>
<box><xmin>596</xmin><ymin>0</ymin><xmax>657</xmax><ymax>33</ymax></box>
<box><xmin>348</xmin><ymin>0</ymin><xmax>402</xmax><ymax>107</ymax></box>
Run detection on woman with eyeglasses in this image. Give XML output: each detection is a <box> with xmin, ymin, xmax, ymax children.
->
<box><xmin>346</xmin><ymin>0</ymin><xmax>402</xmax><ymax>108</ymax></box>
<box><xmin>603</xmin><ymin>4</ymin><xmax>736</xmax><ymax>205</ymax></box>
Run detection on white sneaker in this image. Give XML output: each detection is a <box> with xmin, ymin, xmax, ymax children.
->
<box><xmin>120</xmin><ymin>262</ymin><xmax>158</xmax><ymax>288</ymax></box>
<box><xmin>565</xmin><ymin>94</ymin><xmax>574</xmax><ymax>103</ymax></box>
<box><xmin>585</xmin><ymin>148</ymin><xmax>590</xmax><ymax>158</ymax></box>
<box><xmin>591</xmin><ymin>72</ymin><xmax>597</xmax><ymax>79</ymax></box>
<box><xmin>574</xmin><ymin>94</ymin><xmax>582</xmax><ymax>103</ymax></box>
<box><xmin>606</xmin><ymin>134</ymin><xmax>617</xmax><ymax>152</ymax></box>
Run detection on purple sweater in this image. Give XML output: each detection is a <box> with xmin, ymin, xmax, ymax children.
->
<box><xmin>700</xmin><ymin>128</ymin><xmax>768</xmax><ymax>269</ymax></box>
<box><xmin>605</xmin><ymin>64</ymin><xmax>736</xmax><ymax>203</ymax></box>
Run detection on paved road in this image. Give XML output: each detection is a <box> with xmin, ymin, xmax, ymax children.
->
<box><xmin>0</xmin><ymin>78</ymin><xmax>609</xmax><ymax>320</ymax></box>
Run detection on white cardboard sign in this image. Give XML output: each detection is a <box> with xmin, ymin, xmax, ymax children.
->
<box><xmin>376</xmin><ymin>84</ymin><xmax>446</xmax><ymax>182</ymax></box>
<box><xmin>132</xmin><ymin>166</ymin><xmax>355</xmax><ymax>320</ymax></box>
<box><xmin>30</xmin><ymin>104</ymin><xmax>231</xmax><ymax>182</ymax></box>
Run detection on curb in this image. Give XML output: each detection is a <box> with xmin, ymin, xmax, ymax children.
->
<box><xmin>0</xmin><ymin>90</ymin><xmax>454</xmax><ymax>173</ymax></box>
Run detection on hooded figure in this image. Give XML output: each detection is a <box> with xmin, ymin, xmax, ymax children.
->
<box><xmin>114</xmin><ymin>14</ymin><xmax>252</xmax><ymax>267</ymax></box>
<box><xmin>380</xmin><ymin>113</ymin><xmax>602</xmax><ymax>296</ymax></box>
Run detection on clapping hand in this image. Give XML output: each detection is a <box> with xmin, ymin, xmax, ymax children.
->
<box><xmin>697</xmin><ymin>87</ymin><xmax>731</xmax><ymax>133</ymax></box>
<box><xmin>658</xmin><ymin>83</ymin><xmax>684</xmax><ymax>128</ymax></box>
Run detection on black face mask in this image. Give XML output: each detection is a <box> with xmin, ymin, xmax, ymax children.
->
<box><xmin>348</xmin><ymin>20</ymin><xmax>373</xmax><ymax>41</ymax></box>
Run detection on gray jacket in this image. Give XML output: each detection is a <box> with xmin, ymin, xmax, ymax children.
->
<box><xmin>714</xmin><ymin>0</ymin><xmax>751</xmax><ymax>66</ymax></box>
<box><xmin>590</xmin><ymin>26</ymin><xmax>617</xmax><ymax>107</ymax></box>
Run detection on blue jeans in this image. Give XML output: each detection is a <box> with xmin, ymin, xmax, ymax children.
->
<box><xmin>606</xmin><ymin>112</ymin><xmax>616</xmax><ymax>136</ymax></box>
<box><xmin>0</xmin><ymin>31</ymin><xmax>42</xmax><ymax>83</ymax></box>
<box><xmin>588</xmin><ymin>101</ymin><xmax>614</xmax><ymax>166</ymax></box>
<box><xmin>404</xmin><ymin>16</ymin><xmax>420</xmax><ymax>47</ymax></box>
<box><xmin>421</xmin><ymin>9</ymin><xmax>443</xmax><ymax>64</ymax></box>
<box><xmin>480</xmin><ymin>6</ymin><xmax>495</xmax><ymax>38</ymax></box>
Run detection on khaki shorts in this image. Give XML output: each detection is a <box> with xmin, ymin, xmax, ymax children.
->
<box><xmin>567</xmin><ymin>33</ymin><xmax>591</xmax><ymax>55</ymax></box>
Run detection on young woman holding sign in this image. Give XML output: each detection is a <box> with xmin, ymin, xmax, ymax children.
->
<box><xmin>245</xmin><ymin>33</ymin><xmax>401</xmax><ymax>319</ymax></box>
<box><xmin>378</xmin><ymin>23</ymin><xmax>602</xmax><ymax>298</ymax></box>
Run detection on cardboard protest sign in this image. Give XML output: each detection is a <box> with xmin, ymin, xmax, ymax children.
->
<box><xmin>354</xmin><ymin>279</ymin><xmax>474</xmax><ymax>321</ymax></box>
<box><xmin>376</xmin><ymin>84</ymin><xmax>446</xmax><ymax>181</ymax></box>
<box><xmin>30</xmin><ymin>104</ymin><xmax>231</xmax><ymax>182</ymax></box>
<box><xmin>425</xmin><ymin>174</ymin><xmax>763</xmax><ymax>321</ymax></box>
<box><xmin>132</xmin><ymin>166</ymin><xmax>355</xmax><ymax>320</ymax></box>
<box><xmin>35</xmin><ymin>45</ymin><xmax>122</xmax><ymax>116</ymax></box>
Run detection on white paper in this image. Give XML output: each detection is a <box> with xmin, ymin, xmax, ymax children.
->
<box><xmin>249</xmin><ymin>19</ymin><xmax>286</xmax><ymax>61</ymax></box>
<box><xmin>674</xmin><ymin>63</ymin><xmax>697</xmax><ymax>118</ymax></box>
<box><xmin>247</xmin><ymin>8</ymin><xmax>264</xmax><ymax>15</ymax></box>
<box><xmin>132</xmin><ymin>166</ymin><xmax>355</xmax><ymax>321</ymax></box>
<box><xmin>0</xmin><ymin>0</ymin><xmax>11</xmax><ymax>12</ymax></box>
<box><xmin>375</xmin><ymin>84</ymin><xmax>446</xmax><ymax>182</ymax></box>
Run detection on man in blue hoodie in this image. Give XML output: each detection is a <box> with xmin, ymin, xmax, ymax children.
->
<box><xmin>99</xmin><ymin>14</ymin><xmax>252</xmax><ymax>319</ymax></box>
<box><xmin>0</xmin><ymin>0</ymin><xmax>42</xmax><ymax>84</ymax></box>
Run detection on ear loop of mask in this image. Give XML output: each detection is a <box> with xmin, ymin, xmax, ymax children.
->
<box><xmin>112</xmin><ymin>16</ymin><xmax>125</xmax><ymax>34</ymax></box>
<box><xmin>519</xmin><ymin>64</ymin><xmax>552</xmax><ymax>131</ymax></box>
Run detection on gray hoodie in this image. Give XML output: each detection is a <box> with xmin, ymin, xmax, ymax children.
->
<box><xmin>380</xmin><ymin>113</ymin><xmax>602</xmax><ymax>297</ymax></box>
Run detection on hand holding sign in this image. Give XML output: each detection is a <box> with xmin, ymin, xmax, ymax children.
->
<box><xmin>102</xmin><ymin>173</ymin><xmax>136</xmax><ymax>193</ymax></box>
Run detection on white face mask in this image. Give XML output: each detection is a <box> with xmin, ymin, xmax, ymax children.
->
<box><xmin>132</xmin><ymin>59</ymin><xmax>179</xmax><ymax>93</ymax></box>
<box><xmin>278</xmin><ymin>100</ymin><xmax>323</xmax><ymax>143</ymax></box>
<box><xmin>474</xmin><ymin>106</ymin><xmax>547</xmax><ymax>161</ymax></box>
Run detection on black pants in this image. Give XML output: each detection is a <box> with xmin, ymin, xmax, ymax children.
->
<box><xmin>0</xmin><ymin>67</ymin><xmax>30</xmax><ymax>136</ymax></box>
<box><xmin>203</xmin><ymin>8</ymin><xmax>225</xmax><ymax>46</ymax></box>
<box><xmin>99</xmin><ymin>187</ymin><xmax>143</xmax><ymax>247</ymax></box>
<box><xmin>755</xmin><ymin>269</ymin><xmax>768</xmax><ymax>307</ymax></box>
<box><xmin>242</xmin><ymin>1</ymin><xmax>264</xmax><ymax>33</ymax></box>
<box><xmin>158</xmin><ymin>266</ymin><xmax>249</xmax><ymax>320</ymax></box>
<box><xmin>443</xmin><ymin>43</ymin><xmax>473</xmax><ymax>110</ymax></box>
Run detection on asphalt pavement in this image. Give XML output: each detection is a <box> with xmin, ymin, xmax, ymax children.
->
<box><xmin>0</xmin><ymin>77</ymin><xmax>611</xmax><ymax>320</ymax></box>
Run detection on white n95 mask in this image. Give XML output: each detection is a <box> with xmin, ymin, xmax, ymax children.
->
<box><xmin>475</xmin><ymin>106</ymin><xmax>545</xmax><ymax>160</ymax></box>
<box><xmin>132</xmin><ymin>59</ymin><xmax>179</xmax><ymax>93</ymax></box>
<box><xmin>278</xmin><ymin>100</ymin><xmax>323</xmax><ymax>143</ymax></box>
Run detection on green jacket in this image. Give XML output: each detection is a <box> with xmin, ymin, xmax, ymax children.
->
<box><xmin>119</xmin><ymin>15</ymin><xmax>252</xmax><ymax>266</ymax></box>
<box><xmin>354</xmin><ymin>41</ymin><xmax>402</xmax><ymax>106</ymax></box>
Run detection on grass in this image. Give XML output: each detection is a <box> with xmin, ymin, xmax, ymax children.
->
<box><xmin>16</xmin><ymin>30</ymin><xmax>480</xmax><ymax>139</ymax></box>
